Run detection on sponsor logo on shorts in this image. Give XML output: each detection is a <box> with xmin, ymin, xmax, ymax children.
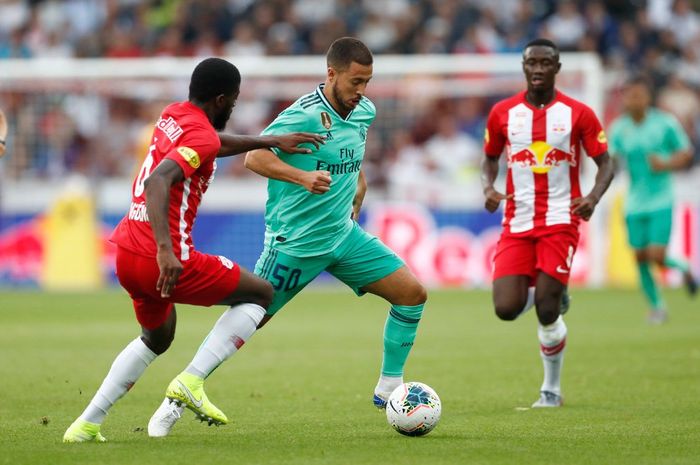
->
<box><xmin>177</xmin><ymin>146</ymin><xmax>200</xmax><ymax>168</ymax></box>
<box><xmin>556</xmin><ymin>245</ymin><xmax>575</xmax><ymax>274</ymax></box>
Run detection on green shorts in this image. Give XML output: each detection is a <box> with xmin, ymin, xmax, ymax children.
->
<box><xmin>625</xmin><ymin>208</ymin><xmax>673</xmax><ymax>249</ymax></box>
<box><xmin>254</xmin><ymin>222</ymin><xmax>405</xmax><ymax>315</ymax></box>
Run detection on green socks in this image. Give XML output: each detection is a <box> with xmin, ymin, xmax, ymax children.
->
<box><xmin>638</xmin><ymin>263</ymin><xmax>664</xmax><ymax>310</ymax></box>
<box><xmin>381</xmin><ymin>304</ymin><xmax>424</xmax><ymax>377</ymax></box>
<box><xmin>664</xmin><ymin>256</ymin><xmax>690</xmax><ymax>273</ymax></box>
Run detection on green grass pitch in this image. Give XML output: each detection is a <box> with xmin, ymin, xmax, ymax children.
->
<box><xmin>1</xmin><ymin>288</ymin><xmax>698</xmax><ymax>465</ymax></box>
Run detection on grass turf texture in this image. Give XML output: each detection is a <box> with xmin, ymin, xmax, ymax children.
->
<box><xmin>1</xmin><ymin>288</ymin><xmax>698</xmax><ymax>465</ymax></box>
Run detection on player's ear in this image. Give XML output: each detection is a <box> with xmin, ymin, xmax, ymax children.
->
<box><xmin>327</xmin><ymin>66</ymin><xmax>337</xmax><ymax>82</ymax></box>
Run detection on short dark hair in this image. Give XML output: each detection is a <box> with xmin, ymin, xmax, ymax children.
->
<box><xmin>624</xmin><ymin>73</ymin><xmax>653</xmax><ymax>90</ymax></box>
<box><xmin>188</xmin><ymin>57</ymin><xmax>241</xmax><ymax>102</ymax></box>
<box><xmin>523</xmin><ymin>38</ymin><xmax>559</xmax><ymax>58</ymax></box>
<box><xmin>326</xmin><ymin>37</ymin><xmax>373</xmax><ymax>71</ymax></box>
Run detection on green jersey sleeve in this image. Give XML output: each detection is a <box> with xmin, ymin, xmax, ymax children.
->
<box><xmin>663</xmin><ymin>113</ymin><xmax>691</xmax><ymax>153</ymax></box>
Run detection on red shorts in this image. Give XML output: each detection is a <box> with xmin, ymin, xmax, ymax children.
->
<box><xmin>115</xmin><ymin>246</ymin><xmax>241</xmax><ymax>329</ymax></box>
<box><xmin>492</xmin><ymin>225</ymin><xmax>579</xmax><ymax>285</ymax></box>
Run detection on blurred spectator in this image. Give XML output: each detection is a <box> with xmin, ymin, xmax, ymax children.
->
<box><xmin>0</xmin><ymin>28</ymin><xmax>32</xmax><ymax>59</ymax></box>
<box><xmin>668</xmin><ymin>0</ymin><xmax>700</xmax><ymax>47</ymax></box>
<box><xmin>657</xmin><ymin>73</ymin><xmax>700</xmax><ymax>147</ymax></box>
<box><xmin>223</xmin><ymin>23</ymin><xmax>265</xmax><ymax>57</ymax></box>
<box><xmin>542</xmin><ymin>0</ymin><xmax>586</xmax><ymax>51</ymax></box>
<box><xmin>423</xmin><ymin>114</ymin><xmax>481</xmax><ymax>182</ymax></box>
<box><xmin>1</xmin><ymin>0</ymin><xmax>700</xmax><ymax>185</ymax></box>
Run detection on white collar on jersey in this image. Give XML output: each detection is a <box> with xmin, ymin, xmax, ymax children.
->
<box><xmin>316</xmin><ymin>83</ymin><xmax>355</xmax><ymax>121</ymax></box>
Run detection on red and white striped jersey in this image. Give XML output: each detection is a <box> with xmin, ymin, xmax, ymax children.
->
<box><xmin>110</xmin><ymin>101</ymin><xmax>221</xmax><ymax>260</ymax></box>
<box><xmin>484</xmin><ymin>90</ymin><xmax>607</xmax><ymax>234</ymax></box>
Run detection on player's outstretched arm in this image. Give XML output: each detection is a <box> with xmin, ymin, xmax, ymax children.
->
<box><xmin>217</xmin><ymin>133</ymin><xmax>324</xmax><ymax>157</ymax></box>
<box><xmin>480</xmin><ymin>155</ymin><xmax>511</xmax><ymax>212</ymax></box>
<box><xmin>245</xmin><ymin>148</ymin><xmax>331</xmax><ymax>194</ymax></box>
<box><xmin>144</xmin><ymin>159</ymin><xmax>186</xmax><ymax>298</ymax></box>
<box><xmin>571</xmin><ymin>151</ymin><xmax>615</xmax><ymax>221</ymax></box>
<box><xmin>649</xmin><ymin>148</ymin><xmax>694</xmax><ymax>172</ymax></box>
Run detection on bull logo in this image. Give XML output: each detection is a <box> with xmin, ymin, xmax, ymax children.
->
<box><xmin>509</xmin><ymin>141</ymin><xmax>576</xmax><ymax>174</ymax></box>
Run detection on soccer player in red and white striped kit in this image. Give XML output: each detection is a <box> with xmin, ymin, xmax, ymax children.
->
<box><xmin>63</xmin><ymin>58</ymin><xmax>324</xmax><ymax>442</ymax></box>
<box><xmin>481</xmin><ymin>38</ymin><xmax>614</xmax><ymax>407</ymax></box>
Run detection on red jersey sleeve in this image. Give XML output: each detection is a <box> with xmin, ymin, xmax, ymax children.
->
<box><xmin>578</xmin><ymin>105</ymin><xmax>608</xmax><ymax>158</ymax></box>
<box><xmin>165</xmin><ymin>123</ymin><xmax>221</xmax><ymax>178</ymax></box>
<box><xmin>484</xmin><ymin>104</ymin><xmax>506</xmax><ymax>158</ymax></box>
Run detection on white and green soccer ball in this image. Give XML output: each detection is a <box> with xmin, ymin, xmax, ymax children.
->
<box><xmin>385</xmin><ymin>382</ymin><xmax>441</xmax><ymax>436</ymax></box>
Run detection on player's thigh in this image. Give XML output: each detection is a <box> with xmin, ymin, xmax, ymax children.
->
<box><xmin>625</xmin><ymin>213</ymin><xmax>651</xmax><ymax>250</ymax></box>
<box><xmin>254</xmin><ymin>244</ymin><xmax>328</xmax><ymax>315</ymax></box>
<box><xmin>326</xmin><ymin>223</ymin><xmax>408</xmax><ymax>300</ymax></box>
<box><xmin>535</xmin><ymin>226</ymin><xmax>579</xmax><ymax>286</ymax></box>
<box><xmin>492</xmin><ymin>275</ymin><xmax>531</xmax><ymax>318</ymax></box>
<box><xmin>361</xmin><ymin>265</ymin><xmax>427</xmax><ymax>306</ymax></box>
<box><xmin>492</xmin><ymin>232</ymin><xmax>537</xmax><ymax>283</ymax></box>
<box><xmin>217</xmin><ymin>267</ymin><xmax>273</xmax><ymax>309</ymax></box>
<box><xmin>170</xmin><ymin>251</ymin><xmax>242</xmax><ymax>306</ymax></box>
<box><xmin>116</xmin><ymin>246</ymin><xmax>175</xmax><ymax>330</ymax></box>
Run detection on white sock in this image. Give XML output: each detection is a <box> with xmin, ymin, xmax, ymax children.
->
<box><xmin>80</xmin><ymin>337</ymin><xmax>157</xmax><ymax>424</ymax></box>
<box><xmin>185</xmin><ymin>303</ymin><xmax>266</xmax><ymax>379</ymax></box>
<box><xmin>537</xmin><ymin>315</ymin><xmax>567</xmax><ymax>396</ymax></box>
<box><xmin>375</xmin><ymin>375</ymin><xmax>403</xmax><ymax>397</ymax></box>
<box><xmin>517</xmin><ymin>286</ymin><xmax>535</xmax><ymax>319</ymax></box>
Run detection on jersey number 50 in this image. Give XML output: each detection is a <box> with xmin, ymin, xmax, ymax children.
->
<box><xmin>270</xmin><ymin>264</ymin><xmax>302</xmax><ymax>291</ymax></box>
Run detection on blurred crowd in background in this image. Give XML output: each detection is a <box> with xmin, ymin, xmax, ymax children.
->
<box><xmin>1</xmin><ymin>0</ymin><xmax>700</xmax><ymax>191</ymax></box>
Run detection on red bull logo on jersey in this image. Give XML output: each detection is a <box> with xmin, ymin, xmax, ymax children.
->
<box><xmin>509</xmin><ymin>141</ymin><xmax>576</xmax><ymax>174</ymax></box>
<box><xmin>156</xmin><ymin>116</ymin><xmax>183</xmax><ymax>142</ymax></box>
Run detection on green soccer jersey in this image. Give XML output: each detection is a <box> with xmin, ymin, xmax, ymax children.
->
<box><xmin>260</xmin><ymin>84</ymin><xmax>376</xmax><ymax>257</ymax></box>
<box><xmin>608</xmin><ymin>108</ymin><xmax>690</xmax><ymax>214</ymax></box>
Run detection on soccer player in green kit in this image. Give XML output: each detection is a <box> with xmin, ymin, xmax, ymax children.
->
<box><xmin>608</xmin><ymin>76</ymin><xmax>697</xmax><ymax>324</ymax></box>
<box><xmin>147</xmin><ymin>37</ymin><xmax>428</xmax><ymax>436</ymax></box>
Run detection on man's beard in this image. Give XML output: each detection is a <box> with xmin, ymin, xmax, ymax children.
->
<box><xmin>332</xmin><ymin>83</ymin><xmax>354</xmax><ymax>114</ymax></box>
<box><xmin>213</xmin><ymin>111</ymin><xmax>230</xmax><ymax>131</ymax></box>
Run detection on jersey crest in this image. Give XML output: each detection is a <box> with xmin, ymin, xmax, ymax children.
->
<box><xmin>321</xmin><ymin>111</ymin><xmax>332</xmax><ymax>129</ymax></box>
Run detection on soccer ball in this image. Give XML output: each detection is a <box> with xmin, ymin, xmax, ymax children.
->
<box><xmin>385</xmin><ymin>382</ymin><xmax>441</xmax><ymax>436</ymax></box>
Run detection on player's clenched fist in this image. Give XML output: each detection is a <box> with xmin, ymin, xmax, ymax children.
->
<box><xmin>570</xmin><ymin>195</ymin><xmax>598</xmax><ymax>221</ymax></box>
<box><xmin>301</xmin><ymin>170</ymin><xmax>332</xmax><ymax>194</ymax></box>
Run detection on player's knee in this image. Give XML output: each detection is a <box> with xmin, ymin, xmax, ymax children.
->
<box><xmin>534</xmin><ymin>297</ymin><xmax>559</xmax><ymax>324</ymax></box>
<box><xmin>408</xmin><ymin>282</ymin><xmax>428</xmax><ymax>306</ymax></box>
<box><xmin>494</xmin><ymin>304</ymin><xmax>520</xmax><ymax>321</ymax></box>
<box><xmin>634</xmin><ymin>249</ymin><xmax>648</xmax><ymax>263</ymax></box>
<box><xmin>140</xmin><ymin>332</ymin><xmax>174</xmax><ymax>355</ymax></box>
<box><xmin>252</xmin><ymin>279</ymin><xmax>274</xmax><ymax>310</ymax></box>
<box><xmin>649</xmin><ymin>251</ymin><xmax>665</xmax><ymax>266</ymax></box>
